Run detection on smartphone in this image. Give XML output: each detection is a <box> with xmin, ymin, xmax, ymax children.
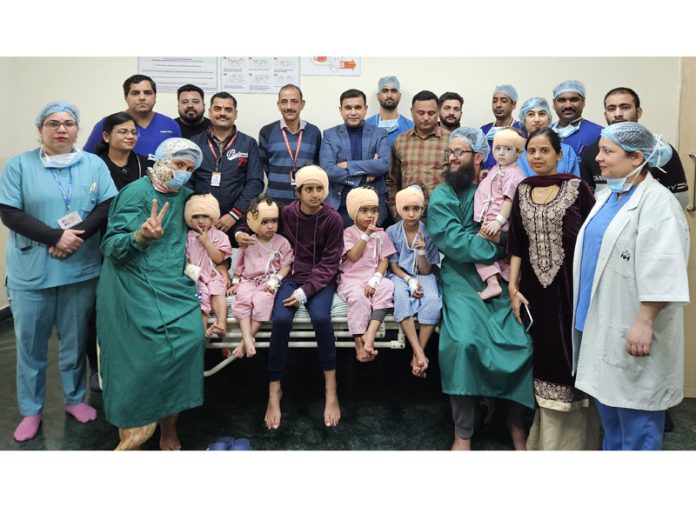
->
<box><xmin>521</xmin><ymin>303</ymin><xmax>533</xmax><ymax>332</ymax></box>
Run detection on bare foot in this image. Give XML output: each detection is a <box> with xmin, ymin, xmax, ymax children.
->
<box><xmin>361</xmin><ymin>335</ymin><xmax>379</xmax><ymax>359</ymax></box>
<box><xmin>324</xmin><ymin>389</ymin><xmax>341</xmax><ymax>427</ymax></box>
<box><xmin>478</xmin><ymin>282</ymin><xmax>502</xmax><ymax>301</ymax></box>
<box><xmin>159</xmin><ymin>417</ymin><xmax>181</xmax><ymax>451</ymax></box>
<box><xmin>411</xmin><ymin>352</ymin><xmax>429</xmax><ymax>378</ymax></box>
<box><xmin>205</xmin><ymin>322</ymin><xmax>225</xmax><ymax>339</ymax></box>
<box><xmin>243</xmin><ymin>336</ymin><xmax>256</xmax><ymax>358</ymax></box>
<box><xmin>354</xmin><ymin>338</ymin><xmax>371</xmax><ymax>362</ymax></box>
<box><xmin>231</xmin><ymin>341</ymin><xmax>246</xmax><ymax>358</ymax></box>
<box><xmin>265</xmin><ymin>385</ymin><xmax>282</xmax><ymax>430</ymax></box>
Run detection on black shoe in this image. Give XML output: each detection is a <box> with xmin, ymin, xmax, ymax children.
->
<box><xmin>89</xmin><ymin>371</ymin><xmax>102</xmax><ymax>393</ymax></box>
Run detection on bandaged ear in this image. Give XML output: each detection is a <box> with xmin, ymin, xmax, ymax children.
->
<box><xmin>346</xmin><ymin>187</ymin><xmax>379</xmax><ymax>222</ymax></box>
<box><xmin>395</xmin><ymin>185</ymin><xmax>424</xmax><ymax>219</ymax></box>
<box><xmin>246</xmin><ymin>200</ymin><xmax>279</xmax><ymax>234</ymax></box>
<box><xmin>184</xmin><ymin>193</ymin><xmax>220</xmax><ymax>228</ymax></box>
<box><xmin>294</xmin><ymin>165</ymin><xmax>329</xmax><ymax>201</ymax></box>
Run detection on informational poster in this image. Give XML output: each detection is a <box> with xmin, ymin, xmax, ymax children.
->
<box><xmin>138</xmin><ymin>57</ymin><xmax>219</xmax><ymax>94</ymax></box>
<box><xmin>220</xmin><ymin>56</ymin><xmax>300</xmax><ymax>94</ymax></box>
<box><xmin>300</xmin><ymin>57</ymin><xmax>361</xmax><ymax>76</ymax></box>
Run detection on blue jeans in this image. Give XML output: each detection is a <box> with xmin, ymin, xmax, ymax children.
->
<box><xmin>8</xmin><ymin>278</ymin><xmax>97</xmax><ymax>415</ymax></box>
<box><xmin>595</xmin><ymin>399</ymin><xmax>665</xmax><ymax>450</ymax></box>
<box><xmin>267</xmin><ymin>281</ymin><xmax>337</xmax><ymax>381</ymax></box>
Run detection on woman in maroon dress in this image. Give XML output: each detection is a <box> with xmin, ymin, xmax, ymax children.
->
<box><xmin>507</xmin><ymin>128</ymin><xmax>598</xmax><ymax>450</ymax></box>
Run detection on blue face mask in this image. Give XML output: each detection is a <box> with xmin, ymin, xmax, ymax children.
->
<box><xmin>166</xmin><ymin>169</ymin><xmax>192</xmax><ymax>190</ymax></box>
<box><xmin>486</xmin><ymin>126</ymin><xmax>502</xmax><ymax>141</ymax></box>
<box><xmin>606</xmin><ymin>164</ymin><xmax>644</xmax><ymax>193</ymax></box>
<box><xmin>552</xmin><ymin>120</ymin><xmax>581</xmax><ymax>140</ymax></box>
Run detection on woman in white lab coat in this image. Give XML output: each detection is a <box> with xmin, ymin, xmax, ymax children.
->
<box><xmin>572</xmin><ymin>122</ymin><xmax>689</xmax><ymax>450</ymax></box>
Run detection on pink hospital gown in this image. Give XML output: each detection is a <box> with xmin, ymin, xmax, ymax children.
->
<box><xmin>338</xmin><ymin>226</ymin><xmax>396</xmax><ymax>335</ymax></box>
<box><xmin>231</xmin><ymin>234</ymin><xmax>294</xmax><ymax>322</ymax></box>
<box><xmin>473</xmin><ymin>162</ymin><xmax>525</xmax><ymax>282</ymax></box>
<box><xmin>186</xmin><ymin>228</ymin><xmax>233</xmax><ymax>315</ymax></box>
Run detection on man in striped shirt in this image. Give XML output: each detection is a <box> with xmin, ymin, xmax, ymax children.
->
<box><xmin>259</xmin><ymin>84</ymin><xmax>322</xmax><ymax>206</ymax></box>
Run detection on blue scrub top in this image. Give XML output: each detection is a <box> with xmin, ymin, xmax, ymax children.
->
<box><xmin>0</xmin><ymin>149</ymin><xmax>118</xmax><ymax>290</ymax></box>
<box><xmin>575</xmin><ymin>185</ymin><xmax>638</xmax><ymax>331</ymax></box>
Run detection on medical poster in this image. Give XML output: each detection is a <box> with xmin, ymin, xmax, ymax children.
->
<box><xmin>300</xmin><ymin>57</ymin><xmax>361</xmax><ymax>76</ymax></box>
<box><xmin>138</xmin><ymin>57</ymin><xmax>219</xmax><ymax>94</ymax></box>
<box><xmin>220</xmin><ymin>57</ymin><xmax>300</xmax><ymax>94</ymax></box>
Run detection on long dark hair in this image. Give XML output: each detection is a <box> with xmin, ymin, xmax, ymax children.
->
<box><xmin>95</xmin><ymin>112</ymin><xmax>137</xmax><ymax>157</ymax></box>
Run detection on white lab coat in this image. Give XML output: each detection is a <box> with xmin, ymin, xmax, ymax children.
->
<box><xmin>572</xmin><ymin>173</ymin><xmax>690</xmax><ymax>411</ymax></box>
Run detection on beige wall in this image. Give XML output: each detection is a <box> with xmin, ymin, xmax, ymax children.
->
<box><xmin>0</xmin><ymin>56</ymin><xmax>684</xmax><ymax>312</ymax></box>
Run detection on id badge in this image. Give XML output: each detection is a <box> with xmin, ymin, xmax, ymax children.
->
<box><xmin>290</xmin><ymin>167</ymin><xmax>297</xmax><ymax>186</ymax></box>
<box><xmin>211</xmin><ymin>172</ymin><xmax>222</xmax><ymax>187</ymax></box>
<box><xmin>57</xmin><ymin>211</ymin><xmax>81</xmax><ymax>230</ymax></box>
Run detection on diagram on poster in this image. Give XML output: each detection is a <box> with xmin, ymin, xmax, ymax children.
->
<box><xmin>300</xmin><ymin>57</ymin><xmax>361</xmax><ymax>76</ymax></box>
<box><xmin>138</xmin><ymin>57</ymin><xmax>218</xmax><ymax>94</ymax></box>
<box><xmin>220</xmin><ymin>57</ymin><xmax>300</xmax><ymax>94</ymax></box>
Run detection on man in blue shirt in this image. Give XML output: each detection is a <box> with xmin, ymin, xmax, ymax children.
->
<box><xmin>365</xmin><ymin>75</ymin><xmax>414</xmax><ymax>146</ymax></box>
<box><xmin>551</xmin><ymin>79</ymin><xmax>602</xmax><ymax>157</ymax></box>
<box><xmin>83</xmin><ymin>74</ymin><xmax>181</xmax><ymax>161</ymax></box>
<box><xmin>480</xmin><ymin>84</ymin><xmax>521</xmax><ymax>169</ymax></box>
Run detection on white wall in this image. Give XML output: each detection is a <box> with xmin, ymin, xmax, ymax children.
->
<box><xmin>0</xmin><ymin>56</ymin><xmax>683</xmax><ymax>310</ymax></box>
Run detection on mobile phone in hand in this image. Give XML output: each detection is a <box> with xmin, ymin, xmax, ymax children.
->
<box><xmin>521</xmin><ymin>303</ymin><xmax>533</xmax><ymax>332</ymax></box>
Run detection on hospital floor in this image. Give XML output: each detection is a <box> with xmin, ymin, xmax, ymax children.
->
<box><xmin>1</xmin><ymin>316</ymin><xmax>696</xmax><ymax>451</ymax></box>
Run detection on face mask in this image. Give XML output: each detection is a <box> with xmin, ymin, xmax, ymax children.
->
<box><xmin>606</xmin><ymin>163</ymin><xmax>644</xmax><ymax>193</ymax></box>
<box><xmin>40</xmin><ymin>148</ymin><xmax>83</xmax><ymax>169</ymax></box>
<box><xmin>378</xmin><ymin>118</ymin><xmax>398</xmax><ymax>133</ymax></box>
<box><xmin>552</xmin><ymin>120</ymin><xmax>581</xmax><ymax>139</ymax></box>
<box><xmin>486</xmin><ymin>126</ymin><xmax>502</xmax><ymax>141</ymax></box>
<box><xmin>166</xmin><ymin>169</ymin><xmax>192</xmax><ymax>190</ymax></box>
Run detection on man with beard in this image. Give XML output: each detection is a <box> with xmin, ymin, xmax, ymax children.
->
<box><xmin>551</xmin><ymin>80</ymin><xmax>602</xmax><ymax>157</ymax></box>
<box><xmin>83</xmin><ymin>74</ymin><xmax>181</xmax><ymax>160</ymax></box>
<box><xmin>259</xmin><ymin>84</ymin><xmax>322</xmax><ymax>206</ymax></box>
<box><xmin>481</xmin><ymin>84</ymin><xmax>521</xmax><ymax>169</ymax></box>
<box><xmin>387</xmin><ymin>90</ymin><xmax>450</xmax><ymax>217</ymax></box>
<box><xmin>189</xmin><ymin>92</ymin><xmax>264</xmax><ymax>241</ymax></box>
<box><xmin>438</xmin><ymin>91</ymin><xmax>463</xmax><ymax>131</ymax></box>
<box><xmin>365</xmin><ymin>75</ymin><xmax>414</xmax><ymax>146</ymax></box>
<box><xmin>427</xmin><ymin>127</ymin><xmax>534</xmax><ymax>451</ymax></box>
<box><xmin>579</xmin><ymin>86</ymin><xmax>688</xmax><ymax>207</ymax></box>
<box><xmin>175</xmin><ymin>84</ymin><xmax>211</xmax><ymax>139</ymax></box>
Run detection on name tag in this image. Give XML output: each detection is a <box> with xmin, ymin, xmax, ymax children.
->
<box><xmin>211</xmin><ymin>172</ymin><xmax>221</xmax><ymax>187</ymax></box>
<box><xmin>57</xmin><ymin>211</ymin><xmax>81</xmax><ymax>230</ymax></box>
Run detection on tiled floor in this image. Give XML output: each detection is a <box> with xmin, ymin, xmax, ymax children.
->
<box><xmin>1</xmin><ymin>316</ymin><xmax>695</xmax><ymax>451</ymax></box>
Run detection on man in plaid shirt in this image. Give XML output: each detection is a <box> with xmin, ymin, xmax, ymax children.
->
<box><xmin>387</xmin><ymin>90</ymin><xmax>450</xmax><ymax>218</ymax></box>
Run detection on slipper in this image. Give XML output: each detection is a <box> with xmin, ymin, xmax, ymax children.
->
<box><xmin>231</xmin><ymin>438</ymin><xmax>252</xmax><ymax>451</ymax></box>
<box><xmin>208</xmin><ymin>436</ymin><xmax>236</xmax><ymax>450</ymax></box>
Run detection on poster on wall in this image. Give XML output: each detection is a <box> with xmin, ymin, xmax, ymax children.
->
<box><xmin>220</xmin><ymin>57</ymin><xmax>300</xmax><ymax>94</ymax></box>
<box><xmin>138</xmin><ymin>57</ymin><xmax>219</xmax><ymax>94</ymax></box>
<box><xmin>300</xmin><ymin>57</ymin><xmax>361</xmax><ymax>76</ymax></box>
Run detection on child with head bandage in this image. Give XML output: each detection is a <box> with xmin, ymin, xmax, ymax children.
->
<box><xmin>386</xmin><ymin>185</ymin><xmax>442</xmax><ymax>378</ymax></box>
<box><xmin>228</xmin><ymin>197</ymin><xmax>293</xmax><ymax>358</ymax></box>
<box><xmin>337</xmin><ymin>187</ymin><xmax>396</xmax><ymax>362</ymax></box>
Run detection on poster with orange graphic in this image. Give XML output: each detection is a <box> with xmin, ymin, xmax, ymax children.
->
<box><xmin>301</xmin><ymin>57</ymin><xmax>361</xmax><ymax>76</ymax></box>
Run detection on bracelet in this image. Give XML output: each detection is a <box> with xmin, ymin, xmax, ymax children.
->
<box><xmin>360</xmin><ymin>232</ymin><xmax>370</xmax><ymax>242</ymax></box>
<box><xmin>495</xmin><ymin>214</ymin><xmax>507</xmax><ymax>226</ymax></box>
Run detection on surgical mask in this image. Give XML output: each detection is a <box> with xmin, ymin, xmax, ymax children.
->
<box><xmin>606</xmin><ymin>163</ymin><xmax>644</xmax><ymax>193</ymax></box>
<box><xmin>378</xmin><ymin>118</ymin><xmax>398</xmax><ymax>133</ymax></box>
<box><xmin>39</xmin><ymin>148</ymin><xmax>83</xmax><ymax>169</ymax></box>
<box><xmin>552</xmin><ymin>120</ymin><xmax>581</xmax><ymax>139</ymax></box>
<box><xmin>486</xmin><ymin>126</ymin><xmax>502</xmax><ymax>141</ymax></box>
<box><xmin>166</xmin><ymin>169</ymin><xmax>192</xmax><ymax>190</ymax></box>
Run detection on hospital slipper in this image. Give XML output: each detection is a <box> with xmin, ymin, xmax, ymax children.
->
<box><xmin>231</xmin><ymin>438</ymin><xmax>252</xmax><ymax>451</ymax></box>
<box><xmin>207</xmin><ymin>436</ymin><xmax>235</xmax><ymax>450</ymax></box>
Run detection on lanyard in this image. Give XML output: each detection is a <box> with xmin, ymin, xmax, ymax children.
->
<box><xmin>50</xmin><ymin>168</ymin><xmax>73</xmax><ymax>211</ymax></box>
<box><xmin>207</xmin><ymin>132</ymin><xmax>238</xmax><ymax>171</ymax></box>
<box><xmin>281</xmin><ymin>128</ymin><xmax>303</xmax><ymax>170</ymax></box>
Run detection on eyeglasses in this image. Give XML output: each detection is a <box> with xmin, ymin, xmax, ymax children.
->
<box><xmin>112</xmin><ymin>128</ymin><xmax>139</xmax><ymax>137</ymax></box>
<box><xmin>43</xmin><ymin>120</ymin><xmax>77</xmax><ymax>129</ymax></box>
<box><xmin>445</xmin><ymin>149</ymin><xmax>474</xmax><ymax>158</ymax></box>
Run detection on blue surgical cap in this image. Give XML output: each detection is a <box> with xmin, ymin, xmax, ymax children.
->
<box><xmin>35</xmin><ymin>101</ymin><xmax>80</xmax><ymax>128</ymax></box>
<box><xmin>553</xmin><ymin>80</ymin><xmax>586</xmax><ymax>99</ymax></box>
<box><xmin>378</xmin><ymin>75</ymin><xmax>400</xmax><ymax>91</ymax></box>
<box><xmin>493</xmin><ymin>84</ymin><xmax>518</xmax><ymax>103</ymax></box>
<box><xmin>154</xmin><ymin>137</ymin><xmax>203</xmax><ymax>169</ymax></box>
<box><xmin>519</xmin><ymin>97</ymin><xmax>552</xmax><ymax>125</ymax></box>
<box><xmin>601</xmin><ymin>122</ymin><xmax>673</xmax><ymax>169</ymax></box>
<box><xmin>449</xmin><ymin>127</ymin><xmax>490</xmax><ymax>161</ymax></box>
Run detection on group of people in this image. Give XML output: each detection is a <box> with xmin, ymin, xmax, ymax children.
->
<box><xmin>0</xmin><ymin>71</ymin><xmax>689</xmax><ymax>452</ymax></box>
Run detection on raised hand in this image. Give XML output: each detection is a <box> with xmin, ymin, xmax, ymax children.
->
<box><xmin>414</xmin><ymin>232</ymin><xmax>425</xmax><ymax>251</ymax></box>
<box><xmin>140</xmin><ymin>199</ymin><xmax>169</xmax><ymax>240</ymax></box>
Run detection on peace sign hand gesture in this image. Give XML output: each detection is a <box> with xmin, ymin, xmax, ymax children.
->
<box><xmin>140</xmin><ymin>199</ymin><xmax>169</xmax><ymax>240</ymax></box>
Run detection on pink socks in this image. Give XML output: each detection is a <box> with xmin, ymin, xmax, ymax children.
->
<box><xmin>14</xmin><ymin>415</ymin><xmax>42</xmax><ymax>442</ymax></box>
<box><xmin>65</xmin><ymin>402</ymin><xmax>97</xmax><ymax>423</ymax></box>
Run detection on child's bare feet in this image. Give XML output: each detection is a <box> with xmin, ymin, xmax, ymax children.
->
<box><xmin>242</xmin><ymin>336</ymin><xmax>256</xmax><ymax>358</ymax></box>
<box><xmin>479</xmin><ymin>277</ymin><xmax>502</xmax><ymax>300</ymax></box>
<box><xmin>324</xmin><ymin>389</ymin><xmax>341</xmax><ymax>427</ymax></box>
<box><xmin>265</xmin><ymin>384</ymin><xmax>282</xmax><ymax>430</ymax></box>
<box><xmin>231</xmin><ymin>341</ymin><xmax>246</xmax><ymax>358</ymax></box>
<box><xmin>361</xmin><ymin>334</ymin><xmax>379</xmax><ymax>359</ymax></box>
<box><xmin>354</xmin><ymin>338</ymin><xmax>371</xmax><ymax>362</ymax></box>
<box><xmin>205</xmin><ymin>322</ymin><xmax>225</xmax><ymax>339</ymax></box>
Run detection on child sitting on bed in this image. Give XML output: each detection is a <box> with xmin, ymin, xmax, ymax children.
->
<box><xmin>228</xmin><ymin>197</ymin><xmax>293</xmax><ymax>359</ymax></box>
<box><xmin>337</xmin><ymin>187</ymin><xmax>396</xmax><ymax>363</ymax></box>
<box><xmin>184</xmin><ymin>193</ymin><xmax>233</xmax><ymax>338</ymax></box>
<box><xmin>473</xmin><ymin>127</ymin><xmax>526</xmax><ymax>300</ymax></box>
<box><xmin>386</xmin><ymin>185</ymin><xmax>442</xmax><ymax>378</ymax></box>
